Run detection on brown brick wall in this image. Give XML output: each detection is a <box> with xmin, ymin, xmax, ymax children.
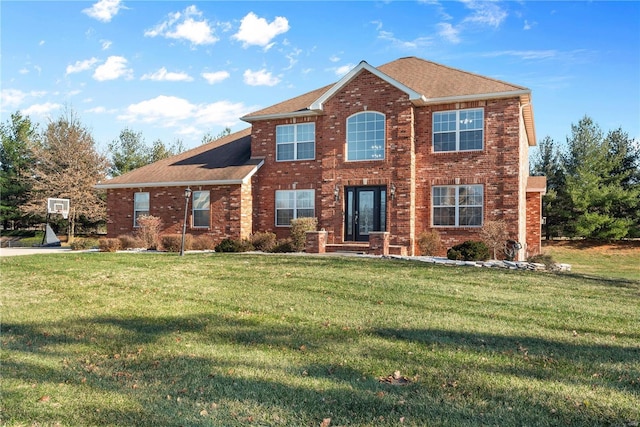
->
<box><xmin>250</xmin><ymin>71</ymin><xmax>528</xmax><ymax>256</ymax></box>
<box><xmin>105</xmin><ymin>184</ymin><xmax>250</xmax><ymax>242</ymax></box>
<box><xmin>526</xmin><ymin>191</ymin><xmax>543</xmax><ymax>257</ymax></box>
<box><xmin>414</xmin><ymin>98</ymin><xmax>523</xmax><ymax>255</ymax></box>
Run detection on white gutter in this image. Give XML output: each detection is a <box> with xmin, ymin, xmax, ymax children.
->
<box><xmin>242</xmin><ymin>110</ymin><xmax>320</xmax><ymax>123</ymax></box>
<box><xmin>420</xmin><ymin>89</ymin><xmax>531</xmax><ymax>105</ymax></box>
<box><xmin>95</xmin><ymin>159</ymin><xmax>264</xmax><ymax>190</ymax></box>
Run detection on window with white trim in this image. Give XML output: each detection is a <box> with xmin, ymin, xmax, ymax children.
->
<box><xmin>346</xmin><ymin>112</ymin><xmax>385</xmax><ymax>161</ymax></box>
<box><xmin>275</xmin><ymin>190</ymin><xmax>315</xmax><ymax>226</ymax></box>
<box><xmin>276</xmin><ymin>123</ymin><xmax>315</xmax><ymax>161</ymax></box>
<box><xmin>133</xmin><ymin>192</ymin><xmax>149</xmax><ymax>227</ymax></box>
<box><xmin>432</xmin><ymin>185</ymin><xmax>483</xmax><ymax>227</ymax></box>
<box><xmin>192</xmin><ymin>191</ymin><xmax>210</xmax><ymax>228</ymax></box>
<box><xmin>433</xmin><ymin>108</ymin><xmax>484</xmax><ymax>152</ymax></box>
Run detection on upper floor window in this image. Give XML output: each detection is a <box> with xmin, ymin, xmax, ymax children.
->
<box><xmin>346</xmin><ymin>112</ymin><xmax>385</xmax><ymax>161</ymax></box>
<box><xmin>433</xmin><ymin>108</ymin><xmax>484</xmax><ymax>152</ymax></box>
<box><xmin>276</xmin><ymin>123</ymin><xmax>315</xmax><ymax>161</ymax></box>
<box><xmin>133</xmin><ymin>192</ymin><xmax>149</xmax><ymax>227</ymax></box>
<box><xmin>432</xmin><ymin>185</ymin><xmax>483</xmax><ymax>227</ymax></box>
<box><xmin>192</xmin><ymin>191</ymin><xmax>210</xmax><ymax>228</ymax></box>
<box><xmin>275</xmin><ymin>189</ymin><xmax>315</xmax><ymax>226</ymax></box>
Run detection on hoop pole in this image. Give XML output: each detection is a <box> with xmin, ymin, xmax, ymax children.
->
<box><xmin>41</xmin><ymin>212</ymin><xmax>50</xmax><ymax>246</ymax></box>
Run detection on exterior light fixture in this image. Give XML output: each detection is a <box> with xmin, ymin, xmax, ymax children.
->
<box><xmin>390</xmin><ymin>183</ymin><xmax>396</xmax><ymax>200</ymax></box>
<box><xmin>334</xmin><ymin>185</ymin><xmax>340</xmax><ymax>202</ymax></box>
<box><xmin>180</xmin><ymin>187</ymin><xmax>192</xmax><ymax>256</ymax></box>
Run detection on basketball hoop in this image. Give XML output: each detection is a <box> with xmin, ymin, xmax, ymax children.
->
<box><xmin>47</xmin><ymin>198</ymin><xmax>70</xmax><ymax>219</ymax></box>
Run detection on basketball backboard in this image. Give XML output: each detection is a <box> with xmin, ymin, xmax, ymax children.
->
<box><xmin>47</xmin><ymin>198</ymin><xmax>70</xmax><ymax>219</ymax></box>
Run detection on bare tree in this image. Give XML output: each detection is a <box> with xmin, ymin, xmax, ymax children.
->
<box><xmin>21</xmin><ymin>108</ymin><xmax>109</xmax><ymax>241</ymax></box>
<box><xmin>480</xmin><ymin>220</ymin><xmax>510</xmax><ymax>259</ymax></box>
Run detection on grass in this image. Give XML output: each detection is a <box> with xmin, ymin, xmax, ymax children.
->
<box><xmin>542</xmin><ymin>240</ymin><xmax>640</xmax><ymax>281</ymax></box>
<box><xmin>1</xmin><ymin>251</ymin><xmax>639</xmax><ymax>426</ymax></box>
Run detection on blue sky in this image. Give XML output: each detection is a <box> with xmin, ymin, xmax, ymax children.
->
<box><xmin>2</xmin><ymin>1</ymin><xmax>639</xmax><ymax>154</ymax></box>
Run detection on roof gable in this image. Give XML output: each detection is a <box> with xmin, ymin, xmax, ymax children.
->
<box><xmin>308</xmin><ymin>61</ymin><xmax>427</xmax><ymax>111</ymax></box>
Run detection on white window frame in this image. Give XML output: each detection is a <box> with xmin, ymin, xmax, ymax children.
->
<box><xmin>275</xmin><ymin>189</ymin><xmax>315</xmax><ymax>227</ymax></box>
<box><xmin>192</xmin><ymin>190</ymin><xmax>210</xmax><ymax>228</ymax></box>
<box><xmin>133</xmin><ymin>192</ymin><xmax>149</xmax><ymax>228</ymax></box>
<box><xmin>346</xmin><ymin>111</ymin><xmax>386</xmax><ymax>161</ymax></box>
<box><xmin>276</xmin><ymin>123</ymin><xmax>315</xmax><ymax>161</ymax></box>
<box><xmin>433</xmin><ymin>108</ymin><xmax>484</xmax><ymax>152</ymax></box>
<box><xmin>432</xmin><ymin>185</ymin><xmax>483</xmax><ymax>227</ymax></box>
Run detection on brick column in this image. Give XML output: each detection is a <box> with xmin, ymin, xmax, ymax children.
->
<box><xmin>305</xmin><ymin>230</ymin><xmax>328</xmax><ymax>254</ymax></box>
<box><xmin>369</xmin><ymin>232</ymin><xmax>390</xmax><ymax>256</ymax></box>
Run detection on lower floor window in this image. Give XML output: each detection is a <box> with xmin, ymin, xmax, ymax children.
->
<box><xmin>275</xmin><ymin>189</ymin><xmax>315</xmax><ymax>226</ymax></box>
<box><xmin>133</xmin><ymin>192</ymin><xmax>149</xmax><ymax>227</ymax></box>
<box><xmin>192</xmin><ymin>191</ymin><xmax>210</xmax><ymax>228</ymax></box>
<box><xmin>432</xmin><ymin>185</ymin><xmax>483</xmax><ymax>227</ymax></box>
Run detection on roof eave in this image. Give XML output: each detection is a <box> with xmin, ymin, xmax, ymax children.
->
<box><xmin>95</xmin><ymin>159</ymin><xmax>265</xmax><ymax>190</ymax></box>
<box><xmin>241</xmin><ymin>110</ymin><xmax>320</xmax><ymax>123</ymax></box>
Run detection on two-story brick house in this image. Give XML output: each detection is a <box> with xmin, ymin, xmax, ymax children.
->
<box><xmin>96</xmin><ymin>56</ymin><xmax>545</xmax><ymax>258</ymax></box>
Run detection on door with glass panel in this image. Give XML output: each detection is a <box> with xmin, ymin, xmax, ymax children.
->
<box><xmin>344</xmin><ymin>186</ymin><xmax>386</xmax><ymax>241</ymax></box>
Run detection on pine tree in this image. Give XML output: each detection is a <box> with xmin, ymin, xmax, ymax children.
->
<box><xmin>563</xmin><ymin>116</ymin><xmax>638</xmax><ymax>239</ymax></box>
<box><xmin>0</xmin><ymin>112</ymin><xmax>39</xmax><ymax>229</ymax></box>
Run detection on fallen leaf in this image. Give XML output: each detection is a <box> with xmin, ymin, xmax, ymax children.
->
<box><xmin>320</xmin><ymin>418</ymin><xmax>331</xmax><ymax>427</ymax></box>
<box><xmin>38</xmin><ymin>395</ymin><xmax>50</xmax><ymax>402</ymax></box>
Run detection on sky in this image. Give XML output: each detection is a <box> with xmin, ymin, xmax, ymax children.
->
<box><xmin>1</xmin><ymin>0</ymin><xmax>639</xmax><ymax>155</ymax></box>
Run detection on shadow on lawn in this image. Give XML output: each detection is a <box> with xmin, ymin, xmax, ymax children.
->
<box><xmin>3</xmin><ymin>313</ymin><xmax>639</xmax><ymax>426</ymax></box>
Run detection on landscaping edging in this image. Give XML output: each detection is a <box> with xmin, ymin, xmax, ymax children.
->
<box><xmin>386</xmin><ymin>255</ymin><xmax>572</xmax><ymax>272</ymax></box>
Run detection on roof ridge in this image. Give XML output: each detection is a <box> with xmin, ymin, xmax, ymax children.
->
<box><xmin>379</xmin><ymin>56</ymin><xmax>528</xmax><ymax>91</ymax></box>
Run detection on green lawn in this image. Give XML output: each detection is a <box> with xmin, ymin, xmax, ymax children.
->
<box><xmin>1</xmin><ymin>252</ymin><xmax>639</xmax><ymax>426</ymax></box>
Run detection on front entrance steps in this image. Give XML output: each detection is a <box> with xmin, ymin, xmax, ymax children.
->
<box><xmin>305</xmin><ymin>231</ymin><xmax>408</xmax><ymax>256</ymax></box>
<box><xmin>325</xmin><ymin>243</ymin><xmax>408</xmax><ymax>256</ymax></box>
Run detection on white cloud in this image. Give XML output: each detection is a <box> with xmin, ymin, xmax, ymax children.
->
<box><xmin>82</xmin><ymin>0</ymin><xmax>124</xmax><ymax>23</ymax></box>
<box><xmin>119</xmin><ymin>95</ymin><xmax>194</xmax><ymax>125</ymax></box>
<box><xmin>0</xmin><ymin>89</ymin><xmax>48</xmax><ymax>109</ymax></box>
<box><xmin>201</xmin><ymin>71</ymin><xmax>230</xmax><ymax>84</ymax></box>
<box><xmin>101</xmin><ymin>39</ymin><xmax>112</xmax><ymax>50</ymax></box>
<box><xmin>66</xmin><ymin>57</ymin><xmax>99</xmax><ymax>75</ymax></box>
<box><xmin>461</xmin><ymin>0</ymin><xmax>507</xmax><ymax>28</ymax></box>
<box><xmin>1</xmin><ymin>89</ymin><xmax>27</xmax><ymax>108</ymax></box>
<box><xmin>19</xmin><ymin>68</ymin><xmax>29</xmax><ymax>75</ymax></box>
<box><xmin>141</xmin><ymin>67</ymin><xmax>193</xmax><ymax>82</ymax></box>
<box><xmin>86</xmin><ymin>106</ymin><xmax>106</xmax><ymax>113</ymax></box>
<box><xmin>93</xmin><ymin>56</ymin><xmax>133</xmax><ymax>81</ymax></box>
<box><xmin>233</xmin><ymin>12</ymin><xmax>289</xmax><ymax>48</ymax></box>
<box><xmin>195</xmin><ymin>101</ymin><xmax>254</xmax><ymax>126</ymax></box>
<box><xmin>334</xmin><ymin>64</ymin><xmax>355</xmax><ymax>77</ymax></box>
<box><xmin>22</xmin><ymin>102</ymin><xmax>62</xmax><ymax>116</ymax></box>
<box><xmin>243</xmin><ymin>69</ymin><xmax>280</xmax><ymax>86</ymax></box>
<box><xmin>329</xmin><ymin>55</ymin><xmax>341</xmax><ymax>63</ymax></box>
<box><xmin>523</xmin><ymin>20</ymin><xmax>536</xmax><ymax>31</ymax></box>
<box><xmin>145</xmin><ymin>5</ymin><xmax>218</xmax><ymax>46</ymax></box>
<box><xmin>39</xmin><ymin>40</ymin><xmax>45</xmax><ymax>46</ymax></box>
<box><xmin>377</xmin><ymin>30</ymin><xmax>433</xmax><ymax>50</ymax></box>
<box><xmin>481</xmin><ymin>50</ymin><xmax>559</xmax><ymax>60</ymax></box>
<box><xmin>437</xmin><ymin>22</ymin><xmax>461</xmax><ymax>43</ymax></box>
<box><xmin>118</xmin><ymin>95</ymin><xmax>254</xmax><ymax>131</ymax></box>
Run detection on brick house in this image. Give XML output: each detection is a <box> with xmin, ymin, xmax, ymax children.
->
<box><xmin>96</xmin><ymin>57</ymin><xmax>546</xmax><ymax>259</ymax></box>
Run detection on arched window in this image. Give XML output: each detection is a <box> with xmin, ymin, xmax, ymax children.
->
<box><xmin>346</xmin><ymin>112</ymin><xmax>385</xmax><ymax>161</ymax></box>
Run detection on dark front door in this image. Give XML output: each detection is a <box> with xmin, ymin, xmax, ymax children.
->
<box><xmin>345</xmin><ymin>186</ymin><xmax>386</xmax><ymax>241</ymax></box>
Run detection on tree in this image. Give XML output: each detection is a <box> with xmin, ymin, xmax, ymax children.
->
<box><xmin>149</xmin><ymin>138</ymin><xmax>185</xmax><ymax>163</ymax></box>
<box><xmin>563</xmin><ymin>116</ymin><xmax>639</xmax><ymax>240</ymax></box>
<box><xmin>108</xmin><ymin>128</ymin><xmax>149</xmax><ymax>177</ymax></box>
<box><xmin>108</xmin><ymin>129</ymin><xmax>185</xmax><ymax>176</ymax></box>
<box><xmin>21</xmin><ymin>109</ymin><xmax>109</xmax><ymax>241</ymax></box>
<box><xmin>0</xmin><ymin>111</ymin><xmax>39</xmax><ymax>229</ymax></box>
<box><xmin>530</xmin><ymin>136</ymin><xmax>571</xmax><ymax>239</ymax></box>
<box><xmin>201</xmin><ymin>127</ymin><xmax>231</xmax><ymax>144</ymax></box>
